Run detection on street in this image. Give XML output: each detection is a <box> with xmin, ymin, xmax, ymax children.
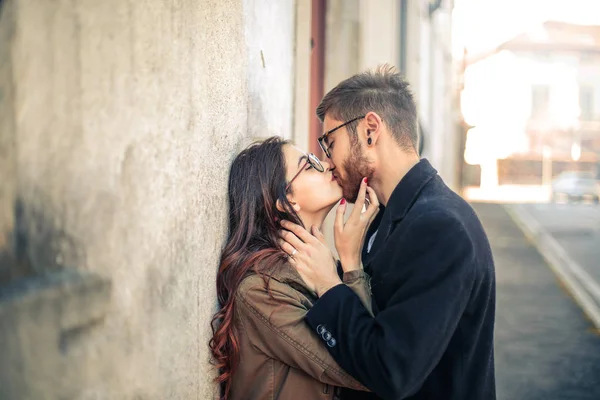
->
<box><xmin>473</xmin><ymin>203</ymin><xmax>600</xmax><ymax>400</ymax></box>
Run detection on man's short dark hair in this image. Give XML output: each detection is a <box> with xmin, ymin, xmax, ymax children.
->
<box><xmin>316</xmin><ymin>64</ymin><xmax>418</xmax><ymax>152</ymax></box>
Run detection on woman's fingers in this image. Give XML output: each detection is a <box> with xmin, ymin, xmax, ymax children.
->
<box><xmin>334</xmin><ymin>198</ymin><xmax>347</xmax><ymax>237</ymax></box>
<box><xmin>279</xmin><ymin>229</ymin><xmax>305</xmax><ymax>252</ymax></box>
<box><xmin>278</xmin><ymin>239</ymin><xmax>298</xmax><ymax>256</ymax></box>
<box><xmin>349</xmin><ymin>177</ymin><xmax>368</xmax><ymax>222</ymax></box>
<box><xmin>311</xmin><ymin>225</ymin><xmax>327</xmax><ymax>245</ymax></box>
<box><xmin>279</xmin><ymin>239</ymin><xmax>302</xmax><ymax>266</ymax></box>
<box><xmin>280</xmin><ymin>220</ymin><xmax>315</xmax><ymax>244</ymax></box>
<box><xmin>364</xmin><ymin>186</ymin><xmax>380</xmax><ymax>223</ymax></box>
<box><xmin>366</xmin><ymin>186</ymin><xmax>379</xmax><ymax>208</ymax></box>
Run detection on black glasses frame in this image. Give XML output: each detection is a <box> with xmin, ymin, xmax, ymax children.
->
<box><xmin>317</xmin><ymin>115</ymin><xmax>365</xmax><ymax>158</ymax></box>
<box><xmin>285</xmin><ymin>153</ymin><xmax>325</xmax><ymax>192</ymax></box>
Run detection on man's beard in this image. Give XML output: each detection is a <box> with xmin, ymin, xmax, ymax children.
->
<box><xmin>340</xmin><ymin>140</ymin><xmax>374</xmax><ymax>203</ymax></box>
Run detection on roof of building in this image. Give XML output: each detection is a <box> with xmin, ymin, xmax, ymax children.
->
<box><xmin>464</xmin><ymin>21</ymin><xmax>600</xmax><ymax>66</ymax></box>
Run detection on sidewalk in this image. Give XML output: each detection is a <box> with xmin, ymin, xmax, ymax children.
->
<box><xmin>472</xmin><ymin>203</ymin><xmax>600</xmax><ymax>400</ymax></box>
<box><xmin>506</xmin><ymin>203</ymin><xmax>600</xmax><ymax>328</ymax></box>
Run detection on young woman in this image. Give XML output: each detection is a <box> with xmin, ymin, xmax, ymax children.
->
<box><xmin>209</xmin><ymin>137</ymin><xmax>378</xmax><ymax>399</ymax></box>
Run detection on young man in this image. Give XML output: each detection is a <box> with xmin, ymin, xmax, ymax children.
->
<box><xmin>279</xmin><ymin>65</ymin><xmax>496</xmax><ymax>399</ymax></box>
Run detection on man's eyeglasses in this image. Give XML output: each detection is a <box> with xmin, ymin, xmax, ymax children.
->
<box><xmin>285</xmin><ymin>153</ymin><xmax>325</xmax><ymax>192</ymax></box>
<box><xmin>317</xmin><ymin>115</ymin><xmax>365</xmax><ymax>158</ymax></box>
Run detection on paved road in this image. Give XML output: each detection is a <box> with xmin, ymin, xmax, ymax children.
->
<box><xmin>516</xmin><ymin>203</ymin><xmax>600</xmax><ymax>283</ymax></box>
<box><xmin>472</xmin><ymin>203</ymin><xmax>600</xmax><ymax>400</ymax></box>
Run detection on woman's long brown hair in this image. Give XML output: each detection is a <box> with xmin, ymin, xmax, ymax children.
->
<box><xmin>209</xmin><ymin>137</ymin><xmax>303</xmax><ymax>399</ymax></box>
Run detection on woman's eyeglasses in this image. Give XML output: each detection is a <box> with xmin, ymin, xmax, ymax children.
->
<box><xmin>285</xmin><ymin>153</ymin><xmax>325</xmax><ymax>192</ymax></box>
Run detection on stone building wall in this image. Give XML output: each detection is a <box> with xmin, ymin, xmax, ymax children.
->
<box><xmin>0</xmin><ymin>0</ymin><xmax>295</xmax><ymax>398</ymax></box>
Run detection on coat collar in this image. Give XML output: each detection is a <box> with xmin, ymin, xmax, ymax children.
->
<box><xmin>255</xmin><ymin>258</ymin><xmax>317</xmax><ymax>300</ymax></box>
<box><xmin>384</xmin><ymin>158</ymin><xmax>438</xmax><ymax>222</ymax></box>
<box><xmin>364</xmin><ymin>159</ymin><xmax>437</xmax><ymax>263</ymax></box>
<box><xmin>269</xmin><ymin>260</ymin><xmax>304</xmax><ymax>285</ymax></box>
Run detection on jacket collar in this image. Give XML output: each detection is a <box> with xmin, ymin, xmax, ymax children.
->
<box><xmin>384</xmin><ymin>158</ymin><xmax>437</xmax><ymax>222</ymax></box>
<box><xmin>269</xmin><ymin>261</ymin><xmax>303</xmax><ymax>284</ymax></box>
<box><xmin>364</xmin><ymin>159</ymin><xmax>437</xmax><ymax>264</ymax></box>
<box><xmin>257</xmin><ymin>258</ymin><xmax>317</xmax><ymax>299</ymax></box>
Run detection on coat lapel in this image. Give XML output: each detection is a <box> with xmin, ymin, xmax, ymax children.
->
<box><xmin>363</xmin><ymin>207</ymin><xmax>392</xmax><ymax>272</ymax></box>
<box><xmin>361</xmin><ymin>159</ymin><xmax>438</xmax><ymax>275</ymax></box>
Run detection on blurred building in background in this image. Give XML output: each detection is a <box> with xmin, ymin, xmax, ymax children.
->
<box><xmin>460</xmin><ymin>19</ymin><xmax>600</xmax><ymax>190</ymax></box>
<box><xmin>0</xmin><ymin>0</ymin><xmax>456</xmax><ymax>398</ymax></box>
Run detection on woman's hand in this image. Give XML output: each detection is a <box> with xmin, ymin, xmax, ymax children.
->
<box><xmin>278</xmin><ymin>221</ymin><xmax>342</xmax><ymax>297</ymax></box>
<box><xmin>335</xmin><ymin>177</ymin><xmax>380</xmax><ymax>272</ymax></box>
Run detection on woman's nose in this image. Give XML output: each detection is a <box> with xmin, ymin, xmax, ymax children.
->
<box><xmin>321</xmin><ymin>159</ymin><xmax>332</xmax><ymax>171</ymax></box>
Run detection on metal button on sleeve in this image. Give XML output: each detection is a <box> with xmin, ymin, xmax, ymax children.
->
<box><xmin>322</xmin><ymin>331</ymin><xmax>332</xmax><ymax>341</ymax></box>
<box><xmin>316</xmin><ymin>324</ymin><xmax>326</xmax><ymax>335</ymax></box>
<box><xmin>327</xmin><ymin>338</ymin><xmax>337</xmax><ymax>347</ymax></box>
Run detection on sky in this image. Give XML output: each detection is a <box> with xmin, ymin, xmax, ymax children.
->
<box><xmin>452</xmin><ymin>0</ymin><xmax>600</xmax><ymax>58</ymax></box>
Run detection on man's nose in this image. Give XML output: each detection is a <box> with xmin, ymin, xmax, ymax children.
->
<box><xmin>322</xmin><ymin>158</ymin><xmax>336</xmax><ymax>171</ymax></box>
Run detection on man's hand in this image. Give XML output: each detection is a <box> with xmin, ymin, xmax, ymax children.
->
<box><xmin>278</xmin><ymin>220</ymin><xmax>342</xmax><ymax>297</ymax></box>
<box><xmin>335</xmin><ymin>177</ymin><xmax>380</xmax><ymax>272</ymax></box>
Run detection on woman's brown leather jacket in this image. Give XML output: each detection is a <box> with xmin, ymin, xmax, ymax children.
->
<box><xmin>228</xmin><ymin>260</ymin><xmax>373</xmax><ymax>399</ymax></box>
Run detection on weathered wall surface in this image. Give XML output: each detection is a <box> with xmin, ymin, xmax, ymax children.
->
<box><xmin>244</xmin><ymin>0</ymin><xmax>295</xmax><ymax>140</ymax></box>
<box><xmin>0</xmin><ymin>0</ymin><xmax>17</xmax><ymax>281</ymax></box>
<box><xmin>0</xmin><ymin>0</ymin><xmax>295</xmax><ymax>398</ymax></box>
<box><xmin>325</xmin><ymin>0</ymin><xmax>360</xmax><ymax>92</ymax></box>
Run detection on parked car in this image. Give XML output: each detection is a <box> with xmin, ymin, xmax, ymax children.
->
<box><xmin>551</xmin><ymin>171</ymin><xmax>600</xmax><ymax>204</ymax></box>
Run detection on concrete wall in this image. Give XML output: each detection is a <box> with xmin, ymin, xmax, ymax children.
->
<box><xmin>245</xmin><ymin>0</ymin><xmax>295</xmax><ymax>140</ymax></box>
<box><xmin>325</xmin><ymin>0</ymin><xmax>360</xmax><ymax>92</ymax></box>
<box><xmin>0</xmin><ymin>0</ymin><xmax>17</xmax><ymax>281</ymax></box>
<box><xmin>412</xmin><ymin>1</ymin><xmax>459</xmax><ymax>190</ymax></box>
<box><xmin>0</xmin><ymin>0</ymin><xmax>295</xmax><ymax>398</ymax></box>
<box><xmin>404</xmin><ymin>0</ymin><xmax>422</xmax><ymax>106</ymax></box>
<box><xmin>426</xmin><ymin>2</ymin><xmax>459</xmax><ymax>190</ymax></box>
<box><xmin>293</xmin><ymin>0</ymin><xmax>312</xmax><ymax>151</ymax></box>
<box><xmin>358</xmin><ymin>0</ymin><xmax>400</xmax><ymax>72</ymax></box>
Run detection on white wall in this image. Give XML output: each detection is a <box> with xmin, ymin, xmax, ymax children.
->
<box><xmin>245</xmin><ymin>0</ymin><xmax>295</xmax><ymax>141</ymax></box>
<box><xmin>358</xmin><ymin>0</ymin><xmax>400</xmax><ymax>71</ymax></box>
<box><xmin>293</xmin><ymin>0</ymin><xmax>313</xmax><ymax>151</ymax></box>
<box><xmin>325</xmin><ymin>0</ymin><xmax>361</xmax><ymax>92</ymax></box>
<box><xmin>417</xmin><ymin>1</ymin><xmax>459</xmax><ymax>190</ymax></box>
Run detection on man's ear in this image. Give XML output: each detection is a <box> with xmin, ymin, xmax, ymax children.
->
<box><xmin>364</xmin><ymin>111</ymin><xmax>383</xmax><ymax>145</ymax></box>
<box><xmin>276</xmin><ymin>196</ymin><xmax>301</xmax><ymax>213</ymax></box>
